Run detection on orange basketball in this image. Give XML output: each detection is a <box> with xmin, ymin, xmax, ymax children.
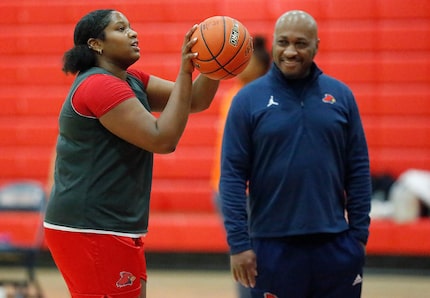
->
<box><xmin>191</xmin><ymin>16</ymin><xmax>253</xmax><ymax>80</ymax></box>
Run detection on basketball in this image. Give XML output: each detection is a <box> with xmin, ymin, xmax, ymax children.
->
<box><xmin>191</xmin><ymin>16</ymin><xmax>253</xmax><ymax>80</ymax></box>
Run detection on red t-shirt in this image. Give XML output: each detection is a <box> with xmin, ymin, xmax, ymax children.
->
<box><xmin>72</xmin><ymin>69</ymin><xmax>150</xmax><ymax>118</ymax></box>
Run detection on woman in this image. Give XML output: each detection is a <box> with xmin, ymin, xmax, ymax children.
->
<box><xmin>43</xmin><ymin>9</ymin><xmax>219</xmax><ymax>298</ymax></box>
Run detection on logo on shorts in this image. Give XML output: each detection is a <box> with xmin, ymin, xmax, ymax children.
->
<box><xmin>352</xmin><ymin>274</ymin><xmax>363</xmax><ymax>286</ymax></box>
<box><xmin>116</xmin><ymin>271</ymin><xmax>136</xmax><ymax>288</ymax></box>
<box><xmin>264</xmin><ymin>293</ymin><xmax>278</xmax><ymax>298</ymax></box>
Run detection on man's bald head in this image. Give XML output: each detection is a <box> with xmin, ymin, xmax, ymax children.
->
<box><xmin>275</xmin><ymin>10</ymin><xmax>318</xmax><ymax>40</ymax></box>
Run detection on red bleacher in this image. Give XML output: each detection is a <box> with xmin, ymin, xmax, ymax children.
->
<box><xmin>0</xmin><ymin>0</ymin><xmax>429</xmax><ymax>256</ymax></box>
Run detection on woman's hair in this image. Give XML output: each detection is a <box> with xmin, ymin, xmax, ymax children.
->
<box><xmin>62</xmin><ymin>9</ymin><xmax>114</xmax><ymax>74</ymax></box>
<box><xmin>253</xmin><ymin>35</ymin><xmax>271</xmax><ymax>72</ymax></box>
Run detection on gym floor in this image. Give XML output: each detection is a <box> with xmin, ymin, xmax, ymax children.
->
<box><xmin>0</xmin><ymin>266</ymin><xmax>429</xmax><ymax>298</ymax></box>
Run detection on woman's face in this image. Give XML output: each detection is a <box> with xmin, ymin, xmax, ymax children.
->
<box><xmin>99</xmin><ymin>11</ymin><xmax>140</xmax><ymax>69</ymax></box>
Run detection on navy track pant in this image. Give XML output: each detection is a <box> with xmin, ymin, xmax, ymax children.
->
<box><xmin>250</xmin><ymin>231</ymin><xmax>365</xmax><ymax>298</ymax></box>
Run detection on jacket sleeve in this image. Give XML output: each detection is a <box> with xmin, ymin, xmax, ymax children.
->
<box><xmin>219</xmin><ymin>93</ymin><xmax>252</xmax><ymax>254</ymax></box>
<box><xmin>345</xmin><ymin>92</ymin><xmax>372</xmax><ymax>244</ymax></box>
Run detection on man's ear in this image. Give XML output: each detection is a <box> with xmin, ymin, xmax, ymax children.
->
<box><xmin>313</xmin><ymin>38</ymin><xmax>320</xmax><ymax>57</ymax></box>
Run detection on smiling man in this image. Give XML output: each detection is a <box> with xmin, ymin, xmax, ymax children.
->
<box><xmin>273</xmin><ymin>10</ymin><xmax>319</xmax><ymax>79</ymax></box>
<box><xmin>219</xmin><ymin>10</ymin><xmax>371</xmax><ymax>298</ymax></box>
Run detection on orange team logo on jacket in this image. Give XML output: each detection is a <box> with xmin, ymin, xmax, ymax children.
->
<box><xmin>322</xmin><ymin>93</ymin><xmax>336</xmax><ymax>104</ymax></box>
<box><xmin>116</xmin><ymin>271</ymin><xmax>136</xmax><ymax>288</ymax></box>
<box><xmin>264</xmin><ymin>293</ymin><xmax>278</xmax><ymax>298</ymax></box>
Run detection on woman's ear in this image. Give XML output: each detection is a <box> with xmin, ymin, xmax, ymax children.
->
<box><xmin>87</xmin><ymin>38</ymin><xmax>102</xmax><ymax>53</ymax></box>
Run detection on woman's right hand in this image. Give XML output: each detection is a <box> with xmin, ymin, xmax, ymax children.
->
<box><xmin>179</xmin><ymin>24</ymin><xmax>199</xmax><ymax>75</ymax></box>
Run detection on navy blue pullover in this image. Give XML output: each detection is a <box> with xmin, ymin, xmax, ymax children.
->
<box><xmin>220</xmin><ymin>63</ymin><xmax>371</xmax><ymax>254</ymax></box>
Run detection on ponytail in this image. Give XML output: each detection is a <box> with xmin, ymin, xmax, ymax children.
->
<box><xmin>62</xmin><ymin>9</ymin><xmax>113</xmax><ymax>74</ymax></box>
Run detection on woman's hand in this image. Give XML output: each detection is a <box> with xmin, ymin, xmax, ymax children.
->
<box><xmin>179</xmin><ymin>24</ymin><xmax>199</xmax><ymax>75</ymax></box>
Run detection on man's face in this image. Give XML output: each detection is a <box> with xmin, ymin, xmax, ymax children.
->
<box><xmin>272</xmin><ymin>17</ymin><xmax>319</xmax><ymax>79</ymax></box>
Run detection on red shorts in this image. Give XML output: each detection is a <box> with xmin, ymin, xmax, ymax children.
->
<box><xmin>44</xmin><ymin>228</ymin><xmax>147</xmax><ymax>298</ymax></box>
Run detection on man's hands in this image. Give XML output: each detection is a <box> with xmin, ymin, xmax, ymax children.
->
<box><xmin>230</xmin><ymin>249</ymin><xmax>258</xmax><ymax>288</ymax></box>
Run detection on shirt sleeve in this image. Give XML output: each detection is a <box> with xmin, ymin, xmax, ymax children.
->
<box><xmin>72</xmin><ymin>74</ymin><xmax>136</xmax><ymax>118</ymax></box>
<box><xmin>72</xmin><ymin>69</ymin><xmax>150</xmax><ymax>118</ymax></box>
<box><xmin>219</xmin><ymin>91</ymin><xmax>253</xmax><ymax>254</ymax></box>
<box><xmin>345</xmin><ymin>91</ymin><xmax>372</xmax><ymax>244</ymax></box>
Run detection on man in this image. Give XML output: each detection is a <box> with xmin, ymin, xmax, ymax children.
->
<box><xmin>219</xmin><ymin>10</ymin><xmax>371</xmax><ymax>298</ymax></box>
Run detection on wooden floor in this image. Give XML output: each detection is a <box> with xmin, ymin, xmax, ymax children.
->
<box><xmin>0</xmin><ymin>267</ymin><xmax>429</xmax><ymax>298</ymax></box>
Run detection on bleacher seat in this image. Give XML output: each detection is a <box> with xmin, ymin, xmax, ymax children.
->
<box><xmin>0</xmin><ymin>0</ymin><xmax>429</xmax><ymax>256</ymax></box>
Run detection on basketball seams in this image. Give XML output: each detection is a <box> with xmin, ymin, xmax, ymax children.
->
<box><xmin>217</xmin><ymin>25</ymin><xmax>249</xmax><ymax>76</ymax></box>
<box><xmin>203</xmin><ymin>17</ymin><xmax>237</xmax><ymax>76</ymax></box>
<box><xmin>191</xmin><ymin>16</ymin><xmax>252</xmax><ymax>80</ymax></box>
<box><xmin>206</xmin><ymin>24</ymin><xmax>249</xmax><ymax>78</ymax></box>
<box><xmin>195</xmin><ymin>16</ymin><xmax>226</xmax><ymax>63</ymax></box>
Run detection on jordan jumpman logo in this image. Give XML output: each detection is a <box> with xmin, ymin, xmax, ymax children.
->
<box><xmin>267</xmin><ymin>96</ymin><xmax>279</xmax><ymax>107</ymax></box>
